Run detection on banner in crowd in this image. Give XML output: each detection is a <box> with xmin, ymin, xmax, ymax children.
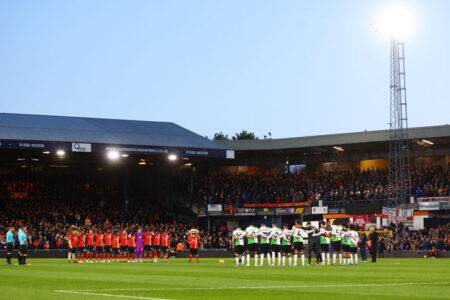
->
<box><xmin>235</xmin><ymin>208</ymin><xmax>256</xmax><ymax>216</ymax></box>
<box><xmin>311</xmin><ymin>206</ymin><xmax>328</xmax><ymax>214</ymax></box>
<box><xmin>418</xmin><ymin>202</ymin><xmax>440</xmax><ymax>211</ymax></box>
<box><xmin>242</xmin><ymin>202</ymin><xmax>308</xmax><ymax>208</ymax></box>
<box><xmin>352</xmin><ymin>214</ymin><xmax>369</xmax><ymax>227</ymax></box>
<box><xmin>382</xmin><ymin>207</ymin><xmax>414</xmax><ymax>225</ymax></box>
<box><xmin>417</xmin><ymin>196</ymin><xmax>450</xmax><ymax>203</ymax></box>
<box><xmin>275</xmin><ymin>208</ymin><xmax>295</xmax><ymax>215</ymax></box>
<box><xmin>207</xmin><ymin>204</ymin><xmax>223</xmax><ymax>212</ymax></box>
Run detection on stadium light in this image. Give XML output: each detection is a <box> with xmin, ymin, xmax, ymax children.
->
<box><xmin>168</xmin><ymin>154</ymin><xmax>178</xmax><ymax>161</ymax></box>
<box><xmin>422</xmin><ymin>139</ymin><xmax>434</xmax><ymax>145</ymax></box>
<box><xmin>107</xmin><ymin>150</ymin><xmax>120</xmax><ymax>161</ymax></box>
<box><xmin>17</xmin><ymin>158</ymin><xmax>26</xmax><ymax>161</ymax></box>
<box><xmin>373</xmin><ymin>6</ymin><xmax>414</xmax><ymax>40</ymax></box>
<box><xmin>42</xmin><ymin>151</ymin><xmax>51</xmax><ymax>155</ymax></box>
<box><xmin>56</xmin><ymin>150</ymin><xmax>66</xmax><ymax>157</ymax></box>
<box><xmin>121</xmin><ymin>153</ymin><xmax>129</xmax><ymax>157</ymax></box>
<box><xmin>333</xmin><ymin>146</ymin><xmax>344</xmax><ymax>152</ymax></box>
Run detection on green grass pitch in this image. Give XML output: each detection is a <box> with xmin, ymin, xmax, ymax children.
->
<box><xmin>0</xmin><ymin>258</ymin><xmax>449</xmax><ymax>300</ymax></box>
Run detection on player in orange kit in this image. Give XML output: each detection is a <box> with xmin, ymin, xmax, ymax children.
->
<box><xmin>160</xmin><ymin>230</ymin><xmax>170</xmax><ymax>261</ymax></box>
<box><xmin>187</xmin><ymin>228</ymin><xmax>200</xmax><ymax>263</ymax></box>
<box><xmin>103</xmin><ymin>229</ymin><xmax>112</xmax><ymax>263</ymax></box>
<box><xmin>111</xmin><ymin>232</ymin><xmax>120</xmax><ymax>262</ymax></box>
<box><xmin>119</xmin><ymin>230</ymin><xmax>128</xmax><ymax>262</ymax></box>
<box><xmin>67</xmin><ymin>228</ymin><xmax>78</xmax><ymax>263</ymax></box>
<box><xmin>143</xmin><ymin>229</ymin><xmax>152</xmax><ymax>262</ymax></box>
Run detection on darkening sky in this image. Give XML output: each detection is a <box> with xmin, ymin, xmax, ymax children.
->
<box><xmin>0</xmin><ymin>0</ymin><xmax>449</xmax><ymax>138</ymax></box>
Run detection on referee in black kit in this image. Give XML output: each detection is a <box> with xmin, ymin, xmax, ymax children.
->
<box><xmin>368</xmin><ymin>226</ymin><xmax>379</xmax><ymax>263</ymax></box>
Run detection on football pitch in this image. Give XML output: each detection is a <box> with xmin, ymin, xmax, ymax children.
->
<box><xmin>0</xmin><ymin>258</ymin><xmax>449</xmax><ymax>300</ymax></box>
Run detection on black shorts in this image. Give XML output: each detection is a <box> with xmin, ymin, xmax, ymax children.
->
<box><xmin>152</xmin><ymin>245</ymin><xmax>160</xmax><ymax>252</ymax></box>
<box><xmin>342</xmin><ymin>244</ymin><xmax>351</xmax><ymax>252</ymax></box>
<box><xmin>128</xmin><ymin>247</ymin><xmax>135</xmax><ymax>254</ymax></box>
<box><xmin>293</xmin><ymin>242</ymin><xmax>304</xmax><ymax>251</ymax></box>
<box><xmin>120</xmin><ymin>246</ymin><xmax>128</xmax><ymax>253</ymax></box>
<box><xmin>271</xmin><ymin>244</ymin><xmax>281</xmax><ymax>253</ymax></box>
<box><xmin>77</xmin><ymin>247</ymin><xmax>85</xmax><ymax>253</ymax></box>
<box><xmin>331</xmin><ymin>241</ymin><xmax>342</xmax><ymax>252</ymax></box>
<box><xmin>160</xmin><ymin>246</ymin><xmax>168</xmax><ymax>253</ymax></box>
<box><xmin>112</xmin><ymin>248</ymin><xmax>119</xmax><ymax>255</ymax></box>
<box><xmin>19</xmin><ymin>245</ymin><xmax>27</xmax><ymax>255</ymax></box>
<box><xmin>234</xmin><ymin>245</ymin><xmax>245</xmax><ymax>255</ymax></box>
<box><xmin>104</xmin><ymin>246</ymin><xmax>111</xmax><ymax>253</ymax></box>
<box><xmin>6</xmin><ymin>243</ymin><xmax>13</xmax><ymax>253</ymax></box>
<box><xmin>281</xmin><ymin>245</ymin><xmax>292</xmax><ymax>254</ymax></box>
<box><xmin>95</xmin><ymin>246</ymin><xmax>104</xmax><ymax>253</ymax></box>
<box><xmin>259</xmin><ymin>243</ymin><xmax>270</xmax><ymax>254</ymax></box>
<box><xmin>86</xmin><ymin>245</ymin><xmax>94</xmax><ymax>252</ymax></box>
<box><xmin>350</xmin><ymin>246</ymin><xmax>358</xmax><ymax>254</ymax></box>
<box><xmin>69</xmin><ymin>248</ymin><xmax>76</xmax><ymax>254</ymax></box>
<box><xmin>247</xmin><ymin>243</ymin><xmax>259</xmax><ymax>253</ymax></box>
<box><xmin>144</xmin><ymin>245</ymin><xmax>152</xmax><ymax>252</ymax></box>
<box><xmin>320</xmin><ymin>244</ymin><xmax>330</xmax><ymax>253</ymax></box>
<box><xmin>189</xmin><ymin>248</ymin><xmax>198</xmax><ymax>255</ymax></box>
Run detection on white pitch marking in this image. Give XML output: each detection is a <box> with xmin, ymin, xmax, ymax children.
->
<box><xmin>54</xmin><ymin>289</ymin><xmax>173</xmax><ymax>300</ymax></box>
<box><xmin>59</xmin><ymin>281</ymin><xmax>450</xmax><ymax>293</ymax></box>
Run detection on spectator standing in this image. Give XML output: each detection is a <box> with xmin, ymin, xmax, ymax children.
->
<box><xmin>369</xmin><ymin>227</ymin><xmax>379</xmax><ymax>263</ymax></box>
<box><xmin>359</xmin><ymin>232</ymin><xmax>368</xmax><ymax>262</ymax></box>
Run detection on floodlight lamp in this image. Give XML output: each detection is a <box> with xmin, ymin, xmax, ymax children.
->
<box><xmin>168</xmin><ymin>154</ymin><xmax>178</xmax><ymax>161</ymax></box>
<box><xmin>56</xmin><ymin>150</ymin><xmax>66</xmax><ymax>157</ymax></box>
<box><xmin>374</xmin><ymin>7</ymin><xmax>414</xmax><ymax>40</ymax></box>
<box><xmin>107</xmin><ymin>150</ymin><xmax>120</xmax><ymax>161</ymax></box>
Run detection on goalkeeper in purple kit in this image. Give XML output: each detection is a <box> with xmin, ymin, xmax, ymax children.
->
<box><xmin>135</xmin><ymin>229</ymin><xmax>144</xmax><ymax>263</ymax></box>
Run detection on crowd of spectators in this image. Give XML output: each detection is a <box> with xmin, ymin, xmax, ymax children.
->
<box><xmin>198</xmin><ymin>166</ymin><xmax>449</xmax><ymax>206</ymax></box>
<box><xmin>381</xmin><ymin>224</ymin><xmax>449</xmax><ymax>251</ymax></box>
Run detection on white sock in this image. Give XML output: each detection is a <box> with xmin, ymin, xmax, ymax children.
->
<box><xmin>339</xmin><ymin>253</ymin><xmax>343</xmax><ymax>264</ymax></box>
<box><xmin>260</xmin><ymin>254</ymin><xmax>264</xmax><ymax>265</ymax></box>
<box><xmin>277</xmin><ymin>252</ymin><xmax>281</xmax><ymax>265</ymax></box>
<box><xmin>246</xmin><ymin>254</ymin><xmax>250</xmax><ymax>265</ymax></box>
<box><xmin>327</xmin><ymin>253</ymin><xmax>331</xmax><ymax>265</ymax></box>
<box><xmin>254</xmin><ymin>254</ymin><xmax>258</xmax><ymax>266</ymax></box>
<box><xmin>241</xmin><ymin>255</ymin><xmax>245</xmax><ymax>265</ymax></box>
<box><xmin>271</xmin><ymin>252</ymin><xmax>275</xmax><ymax>265</ymax></box>
<box><xmin>68</xmin><ymin>253</ymin><xmax>71</xmax><ymax>260</ymax></box>
<box><xmin>332</xmin><ymin>253</ymin><xmax>337</xmax><ymax>264</ymax></box>
<box><xmin>343</xmin><ymin>258</ymin><xmax>347</xmax><ymax>264</ymax></box>
<box><xmin>354</xmin><ymin>254</ymin><xmax>358</xmax><ymax>264</ymax></box>
<box><xmin>288</xmin><ymin>256</ymin><xmax>292</xmax><ymax>266</ymax></box>
<box><xmin>294</xmin><ymin>254</ymin><xmax>298</xmax><ymax>265</ymax></box>
<box><xmin>282</xmin><ymin>255</ymin><xmax>286</xmax><ymax>266</ymax></box>
<box><xmin>267</xmin><ymin>253</ymin><xmax>271</xmax><ymax>265</ymax></box>
<box><xmin>301</xmin><ymin>254</ymin><xmax>305</xmax><ymax>265</ymax></box>
<box><xmin>321</xmin><ymin>253</ymin><xmax>326</xmax><ymax>264</ymax></box>
<box><xmin>235</xmin><ymin>256</ymin><xmax>240</xmax><ymax>265</ymax></box>
<box><xmin>349</xmin><ymin>254</ymin><xmax>353</xmax><ymax>264</ymax></box>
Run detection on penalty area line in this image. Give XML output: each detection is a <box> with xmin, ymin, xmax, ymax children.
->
<box><xmin>65</xmin><ymin>281</ymin><xmax>450</xmax><ymax>293</ymax></box>
<box><xmin>54</xmin><ymin>289</ymin><xmax>174</xmax><ymax>300</ymax></box>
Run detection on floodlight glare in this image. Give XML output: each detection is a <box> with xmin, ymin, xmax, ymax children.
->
<box><xmin>107</xmin><ymin>150</ymin><xmax>120</xmax><ymax>161</ymax></box>
<box><xmin>168</xmin><ymin>154</ymin><xmax>178</xmax><ymax>161</ymax></box>
<box><xmin>56</xmin><ymin>150</ymin><xmax>66</xmax><ymax>157</ymax></box>
<box><xmin>374</xmin><ymin>7</ymin><xmax>414</xmax><ymax>39</ymax></box>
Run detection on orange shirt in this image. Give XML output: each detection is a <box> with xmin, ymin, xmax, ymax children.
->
<box><xmin>103</xmin><ymin>233</ymin><xmax>112</xmax><ymax>246</ymax></box>
<box><xmin>112</xmin><ymin>235</ymin><xmax>119</xmax><ymax>249</ymax></box>
<box><xmin>160</xmin><ymin>233</ymin><xmax>170</xmax><ymax>247</ymax></box>
<box><xmin>119</xmin><ymin>233</ymin><xmax>127</xmax><ymax>246</ymax></box>
<box><xmin>128</xmin><ymin>235</ymin><xmax>136</xmax><ymax>247</ymax></box>
<box><xmin>86</xmin><ymin>233</ymin><xmax>94</xmax><ymax>246</ymax></box>
<box><xmin>95</xmin><ymin>234</ymin><xmax>103</xmax><ymax>247</ymax></box>
<box><xmin>69</xmin><ymin>234</ymin><xmax>78</xmax><ymax>249</ymax></box>
<box><xmin>152</xmin><ymin>233</ymin><xmax>160</xmax><ymax>246</ymax></box>
<box><xmin>143</xmin><ymin>232</ymin><xmax>152</xmax><ymax>246</ymax></box>
<box><xmin>188</xmin><ymin>235</ymin><xmax>199</xmax><ymax>249</ymax></box>
<box><xmin>77</xmin><ymin>234</ymin><xmax>86</xmax><ymax>247</ymax></box>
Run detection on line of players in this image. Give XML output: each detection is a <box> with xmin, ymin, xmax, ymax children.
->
<box><xmin>67</xmin><ymin>228</ymin><xmax>171</xmax><ymax>263</ymax></box>
<box><xmin>231</xmin><ymin>219</ymin><xmax>360</xmax><ymax>267</ymax></box>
